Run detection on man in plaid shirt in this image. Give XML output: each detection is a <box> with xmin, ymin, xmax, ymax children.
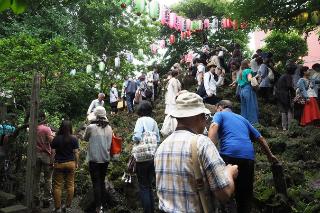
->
<box><xmin>155</xmin><ymin>91</ymin><xmax>238</xmax><ymax>213</ymax></box>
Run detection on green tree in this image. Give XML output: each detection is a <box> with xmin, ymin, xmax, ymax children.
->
<box><xmin>263</xmin><ymin>31</ymin><xmax>308</xmax><ymax>65</ymax></box>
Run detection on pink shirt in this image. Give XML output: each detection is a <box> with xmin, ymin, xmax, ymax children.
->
<box><xmin>36</xmin><ymin>124</ymin><xmax>53</xmax><ymax>155</ymax></box>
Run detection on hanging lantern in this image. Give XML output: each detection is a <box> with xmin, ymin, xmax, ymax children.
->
<box><xmin>175</xmin><ymin>16</ymin><xmax>182</xmax><ymax>31</ymax></box>
<box><xmin>311</xmin><ymin>11</ymin><xmax>320</xmax><ymax>24</ymax></box>
<box><xmin>296</xmin><ymin>12</ymin><xmax>309</xmax><ymax>25</ymax></box>
<box><xmin>222</xmin><ymin>18</ymin><xmax>233</xmax><ymax>29</ymax></box>
<box><xmin>197</xmin><ymin>20</ymin><xmax>203</xmax><ymax>31</ymax></box>
<box><xmin>160</xmin><ymin>6</ymin><xmax>167</xmax><ymax>25</ymax></box>
<box><xmin>180</xmin><ymin>17</ymin><xmax>186</xmax><ymax>32</ymax></box>
<box><xmin>169</xmin><ymin>34</ymin><xmax>175</xmax><ymax>44</ymax></box>
<box><xmin>191</xmin><ymin>21</ymin><xmax>197</xmax><ymax>31</ymax></box>
<box><xmin>86</xmin><ymin>65</ymin><xmax>92</xmax><ymax>73</ymax></box>
<box><xmin>115</xmin><ymin>56</ymin><xmax>120</xmax><ymax>68</ymax></box>
<box><xmin>149</xmin><ymin>0</ymin><xmax>159</xmax><ymax>21</ymax></box>
<box><xmin>186</xmin><ymin>19</ymin><xmax>192</xmax><ymax>31</ymax></box>
<box><xmin>240</xmin><ymin>22</ymin><xmax>248</xmax><ymax>29</ymax></box>
<box><xmin>138</xmin><ymin>49</ymin><xmax>144</xmax><ymax>57</ymax></box>
<box><xmin>150</xmin><ymin>44</ymin><xmax>158</xmax><ymax>54</ymax></box>
<box><xmin>120</xmin><ymin>0</ymin><xmax>131</xmax><ymax>9</ymax></box>
<box><xmin>232</xmin><ymin>19</ymin><xmax>238</xmax><ymax>30</ymax></box>
<box><xmin>212</xmin><ymin>16</ymin><xmax>219</xmax><ymax>30</ymax></box>
<box><xmin>180</xmin><ymin>31</ymin><xmax>186</xmax><ymax>40</ymax></box>
<box><xmin>159</xmin><ymin>39</ymin><xmax>166</xmax><ymax>48</ymax></box>
<box><xmin>70</xmin><ymin>69</ymin><xmax>76</xmax><ymax>76</ymax></box>
<box><xmin>126</xmin><ymin>53</ymin><xmax>133</xmax><ymax>63</ymax></box>
<box><xmin>134</xmin><ymin>0</ymin><xmax>145</xmax><ymax>16</ymax></box>
<box><xmin>98</xmin><ymin>61</ymin><xmax>105</xmax><ymax>71</ymax></box>
<box><xmin>203</xmin><ymin>19</ymin><xmax>210</xmax><ymax>29</ymax></box>
<box><xmin>186</xmin><ymin>30</ymin><xmax>191</xmax><ymax>38</ymax></box>
<box><xmin>169</xmin><ymin>13</ymin><xmax>177</xmax><ymax>29</ymax></box>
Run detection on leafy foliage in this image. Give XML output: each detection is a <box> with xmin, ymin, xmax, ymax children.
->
<box><xmin>263</xmin><ymin>31</ymin><xmax>308</xmax><ymax>65</ymax></box>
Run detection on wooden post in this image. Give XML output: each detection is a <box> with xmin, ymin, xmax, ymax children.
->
<box><xmin>25</xmin><ymin>73</ymin><xmax>40</xmax><ymax>209</ymax></box>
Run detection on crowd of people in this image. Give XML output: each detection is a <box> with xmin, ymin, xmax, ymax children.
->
<box><xmin>4</xmin><ymin>43</ymin><xmax>319</xmax><ymax>213</ymax></box>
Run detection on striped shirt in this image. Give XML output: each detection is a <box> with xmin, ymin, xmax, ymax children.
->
<box><xmin>154</xmin><ymin>130</ymin><xmax>229</xmax><ymax>213</ymax></box>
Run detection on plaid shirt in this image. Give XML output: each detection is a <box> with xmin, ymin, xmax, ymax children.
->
<box><xmin>154</xmin><ymin>130</ymin><xmax>229</xmax><ymax>213</ymax></box>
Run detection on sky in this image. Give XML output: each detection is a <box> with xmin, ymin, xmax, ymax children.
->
<box><xmin>160</xmin><ymin>0</ymin><xmax>181</xmax><ymax>7</ymax></box>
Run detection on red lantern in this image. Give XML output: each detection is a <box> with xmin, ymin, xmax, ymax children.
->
<box><xmin>169</xmin><ymin>34</ymin><xmax>175</xmax><ymax>44</ymax></box>
<box><xmin>181</xmin><ymin>31</ymin><xmax>186</xmax><ymax>40</ymax></box>
<box><xmin>186</xmin><ymin>30</ymin><xmax>191</xmax><ymax>38</ymax></box>
<box><xmin>240</xmin><ymin>22</ymin><xmax>248</xmax><ymax>29</ymax></box>
<box><xmin>204</xmin><ymin>19</ymin><xmax>210</xmax><ymax>29</ymax></box>
<box><xmin>222</xmin><ymin>18</ymin><xmax>233</xmax><ymax>29</ymax></box>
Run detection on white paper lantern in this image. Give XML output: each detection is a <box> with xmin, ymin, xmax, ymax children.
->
<box><xmin>70</xmin><ymin>69</ymin><xmax>76</xmax><ymax>76</ymax></box>
<box><xmin>138</xmin><ymin>49</ymin><xmax>144</xmax><ymax>57</ymax></box>
<box><xmin>126</xmin><ymin>53</ymin><xmax>133</xmax><ymax>63</ymax></box>
<box><xmin>98</xmin><ymin>61</ymin><xmax>105</xmax><ymax>71</ymax></box>
<box><xmin>212</xmin><ymin>16</ymin><xmax>219</xmax><ymax>30</ymax></box>
<box><xmin>115</xmin><ymin>57</ymin><xmax>120</xmax><ymax>68</ymax></box>
<box><xmin>86</xmin><ymin>65</ymin><xmax>92</xmax><ymax>73</ymax></box>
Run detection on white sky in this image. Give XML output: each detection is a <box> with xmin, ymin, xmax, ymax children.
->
<box><xmin>160</xmin><ymin>0</ymin><xmax>181</xmax><ymax>6</ymax></box>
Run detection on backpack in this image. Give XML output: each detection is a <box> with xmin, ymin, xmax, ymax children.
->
<box><xmin>132</xmin><ymin>119</ymin><xmax>158</xmax><ymax>162</ymax></box>
<box><xmin>196</xmin><ymin>74</ymin><xmax>211</xmax><ymax>98</ymax></box>
<box><xmin>267</xmin><ymin>67</ymin><xmax>274</xmax><ymax>81</ymax></box>
<box><xmin>126</xmin><ymin>80</ymin><xmax>137</xmax><ymax>94</ymax></box>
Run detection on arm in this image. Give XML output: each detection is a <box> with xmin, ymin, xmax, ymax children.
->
<box><xmin>208</xmin><ymin>123</ymin><xmax>219</xmax><ymax>145</ymax></box>
<box><xmin>256</xmin><ymin>136</ymin><xmax>278</xmax><ymax>163</ymax></box>
<box><xmin>297</xmin><ymin>79</ymin><xmax>309</xmax><ymax>99</ymax></box>
<box><xmin>132</xmin><ymin>119</ymin><xmax>143</xmax><ymax>143</ymax></box>
<box><xmin>216</xmin><ymin>75</ymin><xmax>224</xmax><ymax>87</ymax></box>
<box><xmin>84</xmin><ymin>126</ymin><xmax>91</xmax><ymax>142</ymax></box>
<box><xmin>214</xmin><ymin>164</ymin><xmax>237</xmax><ymax>203</ymax></box>
<box><xmin>74</xmin><ymin>149</ymin><xmax>79</xmax><ymax>168</ymax></box>
<box><xmin>87</xmin><ymin>100</ymin><xmax>95</xmax><ymax>115</ymax></box>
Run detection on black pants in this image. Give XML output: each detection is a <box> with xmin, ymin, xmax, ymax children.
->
<box><xmin>258</xmin><ymin>87</ymin><xmax>272</xmax><ymax>102</ymax></box>
<box><xmin>203</xmin><ymin>94</ymin><xmax>221</xmax><ymax>105</ymax></box>
<box><xmin>136</xmin><ymin>160</ymin><xmax>155</xmax><ymax>213</ymax></box>
<box><xmin>110</xmin><ymin>101</ymin><xmax>118</xmax><ymax>113</ymax></box>
<box><xmin>89</xmin><ymin>161</ymin><xmax>109</xmax><ymax>208</ymax></box>
<box><xmin>221</xmin><ymin>155</ymin><xmax>254</xmax><ymax>213</ymax></box>
<box><xmin>153</xmin><ymin>83</ymin><xmax>158</xmax><ymax>99</ymax></box>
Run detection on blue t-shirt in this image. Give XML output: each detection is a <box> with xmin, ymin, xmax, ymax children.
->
<box><xmin>212</xmin><ymin>111</ymin><xmax>261</xmax><ymax>160</ymax></box>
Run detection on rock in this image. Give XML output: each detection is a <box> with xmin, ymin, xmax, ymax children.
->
<box><xmin>0</xmin><ymin>205</ymin><xmax>28</xmax><ymax>213</ymax></box>
<box><xmin>0</xmin><ymin>192</ymin><xmax>15</xmax><ymax>208</ymax></box>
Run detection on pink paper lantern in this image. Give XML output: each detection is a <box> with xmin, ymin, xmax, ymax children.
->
<box><xmin>159</xmin><ymin>39</ymin><xmax>166</xmax><ymax>48</ymax></box>
<box><xmin>169</xmin><ymin>34</ymin><xmax>175</xmax><ymax>44</ymax></box>
<box><xmin>175</xmin><ymin>16</ymin><xmax>181</xmax><ymax>31</ymax></box>
<box><xmin>169</xmin><ymin>13</ymin><xmax>177</xmax><ymax>29</ymax></box>
<box><xmin>160</xmin><ymin>7</ymin><xmax>169</xmax><ymax>25</ymax></box>
<box><xmin>150</xmin><ymin>44</ymin><xmax>158</xmax><ymax>54</ymax></box>
<box><xmin>204</xmin><ymin>19</ymin><xmax>210</xmax><ymax>29</ymax></box>
<box><xmin>186</xmin><ymin>19</ymin><xmax>191</xmax><ymax>31</ymax></box>
<box><xmin>222</xmin><ymin>18</ymin><xmax>233</xmax><ymax>29</ymax></box>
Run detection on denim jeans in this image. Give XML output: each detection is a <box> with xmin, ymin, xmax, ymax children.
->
<box><xmin>53</xmin><ymin>161</ymin><xmax>76</xmax><ymax>208</ymax></box>
<box><xmin>126</xmin><ymin>92</ymin><xmax>135</xmax><ymax>113</ymax></box>
<box><xmin>89</xmin><ymin>161</ymin><xmax>109</xmax><ymax>209</ymax></box>
<box><xmin>136</xmin><ymin>160</ymin><xmax>155</xmax><ymax>213</ymax></box>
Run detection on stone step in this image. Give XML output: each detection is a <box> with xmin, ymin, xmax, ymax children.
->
<box><xmin>0</xmin><ymin>205</ymin><xmax>28</xmax><ymax>213</ymax></box>
<box><xmin>0</xmin><ymin>192</ymin><xmax>15</xmax><ymax>208</ymax></box>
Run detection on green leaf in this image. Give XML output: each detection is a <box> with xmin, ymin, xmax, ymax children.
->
<box><xmin>0</xmin><ymin>0</ymin><xmax>11</xmax><ymax>12</ymax></box>
<box><xmin>11</xmin><ymin>0</ymin><xmax>27</xmax><ymax>14</ymax></box>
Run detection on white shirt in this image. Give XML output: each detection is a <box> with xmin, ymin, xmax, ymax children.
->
<box><xmin>110</xmin><ymin>87</ymin><xmax>118</xmax><ymax>103</ymax></box>
<box><xmin>204</xmin><ymin>71</ymin><xmax>224</xmax><ymax>96</ymax></box>
<box><xmin>87</xmin><ymin>99</ymin><xmax>104</xmax><ymax>115</ymax></box>
<box><xmin>250</xmin><ymin>59</ymin><xmax>260</xmax><ymax>74</ymax></box>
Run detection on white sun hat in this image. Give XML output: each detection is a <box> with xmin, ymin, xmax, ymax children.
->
<box><xmin>171</xmin><ymin>91</ymin><xmax>211</xmax><ymax>118</ymax></box>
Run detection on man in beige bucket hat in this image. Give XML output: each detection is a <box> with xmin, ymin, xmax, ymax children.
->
<box><xmin>154</xmin><ymin>91</ymin><xmax>238</xmax><ymax>213</ymax></box>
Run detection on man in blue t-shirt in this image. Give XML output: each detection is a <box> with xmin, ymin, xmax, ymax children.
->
<box><xmin>208</xmin><ymin>100</ymin><xmax>278</xmax><ymax>213</ymax></box>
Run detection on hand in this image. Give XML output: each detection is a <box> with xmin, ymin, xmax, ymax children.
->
<box><xmin>268</xmin><ymin>154</ymin><xmax>278</xmax><ymax>163</ymax></box>
<box><xmin>226</xmin><ymin>164</ymin><xmax>238</xmax><ymax>179</ymax></box>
